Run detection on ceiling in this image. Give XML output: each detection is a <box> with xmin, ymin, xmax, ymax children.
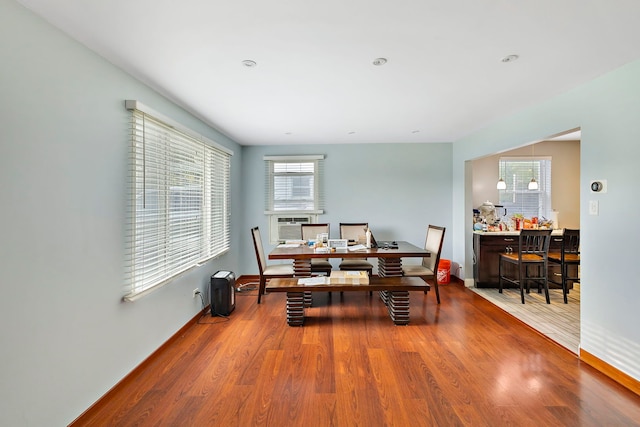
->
<box><xmin>15</xmin><ymin>0</ymin><xmax>640</xmax><ymax>146</ymax></box>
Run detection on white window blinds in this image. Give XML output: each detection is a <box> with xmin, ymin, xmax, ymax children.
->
<box><xmin>498</xmin><ymin>157</ymin><xmax>552</xmax><ymax>219</ymax></box>
<box><xmin>264</xmin><ymin>155</ymin><xmax>324</xmax><ymax>213</ymax></box>
<box><xmin>125</xmin><ymin>102</ymin><xmax>232</xmax><ymax>300</ymax></box>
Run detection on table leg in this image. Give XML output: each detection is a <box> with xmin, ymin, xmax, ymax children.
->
<box><xmin>378</xmin><ymin>257</ymin><xmax>403</xmax><ymax>314</ymax></box>
<box><xmin>293</xmin><ymin>259</ymin><xmax>313</xmax><ymax>307</ymax></box>
<box><xmin>378</xmin><ymin>257</ymin><xmax>403</xmax><ymax>277</ymax></box>
<box><xmin>293</xmin><ymin>258</ymin><xmax>312</xmax><ymax>276</ymax></box>
<box><xmin>286</xmin><ymin>291</ymin><xmax>305</xmax><ymax>326</ymax></box>
<box><xmin>387</xmin><ymin>290</ymin><xmax>410</xmax><ymax>325</ymax></box>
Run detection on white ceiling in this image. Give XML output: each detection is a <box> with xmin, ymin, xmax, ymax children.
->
<box><xmin>15</xmin><ymin>0</ymin><xmax>640</xmax><ymax>145</ymax></box>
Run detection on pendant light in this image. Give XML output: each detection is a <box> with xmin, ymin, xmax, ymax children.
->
<box><xmin>496</xmin><ymin>158</ymin><xmax>506</xmax><ymax>189</ymax></box>
<box><xmin>528</xmin><ymin>144</ymin><xmax>538</xmax><ymax>190</ymax></box>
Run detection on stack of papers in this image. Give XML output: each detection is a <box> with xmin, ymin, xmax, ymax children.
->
<box><xmin>297</xmin><ymin>277</ymin><xmax>328</xmax><ymax>286</ymax></box>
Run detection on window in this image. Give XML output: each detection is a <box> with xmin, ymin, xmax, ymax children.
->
<box><xmin>264</xmin><ymin>155</ymin><xmax>324</xmax><ymax>243</ymax></box>
<box><xmin>124</xmin><ymin>101</ymin><xmax>233</xmax><ymax>300</ymax></box>
<box><xmin>264</xmin><ymin>155</ymin><xmax>324</xmax><ymax>212</ymax></box>
<box><xmin>498</xmin><ymin>157</ymin><xmax>552</xmax><ymax>219</ymax></box>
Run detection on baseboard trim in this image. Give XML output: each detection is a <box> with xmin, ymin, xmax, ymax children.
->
<box><xmin>69</xmin><ymin>309</ymin><xmax>205</xmax><ymax>426</ymax></box>
<box><xmin>580</xmin><ymin>348</ymin><xmax>640</xmax><ymax>396</ymax></box>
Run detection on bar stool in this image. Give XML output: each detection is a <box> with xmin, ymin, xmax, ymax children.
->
<box><xmin>499</xmin><ymin>229</ymin><xmax>553</xmax><ymax>304</ymax></box>
<box><xmin>548</xmin><ymin>229</ymin><xmax>580</xmax><ymax>304</ymax></box>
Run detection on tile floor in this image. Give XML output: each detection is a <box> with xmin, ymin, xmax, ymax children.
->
<box><xmin>469</xmin><ymin>284</ymin><xmax>580</xmax><ymax>354</ymax></box>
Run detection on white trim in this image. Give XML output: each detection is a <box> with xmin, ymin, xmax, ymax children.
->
<box><xmin>263</xmin><ymin>154</ymin><xmax>324</xmax><ymax>161</ymax></box>
<box><xmin>264</xmin><ymin>210</ymin><xmax>324</xmax><ymax>215</ymax></box>
<box><xmin>125</xmin><ymin>100</ymin><xmax>234</xmax><ymax>156</ymax></box>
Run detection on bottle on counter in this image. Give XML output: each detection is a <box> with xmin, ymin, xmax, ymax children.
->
<box><xmin>482</xmin><ymin>219</ymin><xmax>488</xmax><ymax>232</ymax></box>
<box><xmin>365</xmin><ymin>227</ymin><xmax>372</xmax><ymax>248</ymax></box>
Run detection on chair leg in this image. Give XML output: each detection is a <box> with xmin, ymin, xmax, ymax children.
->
<box><xmin>257</xmin><ymin>276</ymin><xmax>266</xmax><ymax>304</ymax></box>
<box><xmin>519</xmin><ymin>262</ymin><xmax>526</xmax><ymax>304</ymax></box>
<box><xmin>543</xmin><ymin>268</ymin><xmax>550</xmax><ymax>304</ymax></box>
<box><xmin>433</xmin><ymin>279</ymin><xmax>440</xmax><ymax>304</ymax></box>
<box><xmin>562</xmin><ymin>264</ymin><xmax>568</xmax><ymax>304</ymax></box>
<box><xmin>498</xmin><ymin>258</ymin><xmax>504</xmax><ymax>294</ymax></box>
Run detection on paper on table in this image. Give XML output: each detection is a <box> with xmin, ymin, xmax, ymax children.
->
<box><xmin>278</xmin><ymin>243</ymin><xmax>301</xmax><ymax>248</ymax></box>
<box><xmin>297</xmin><ymin>277</ymin><xmax>328</xmax><ymax>285</ymax></box>
<box><xmin>347</xmin><ymin>244</ymin><xmax>366</xmax><ymax>251</ymax></box>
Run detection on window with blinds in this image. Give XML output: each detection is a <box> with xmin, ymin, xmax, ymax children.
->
<box><xmin>498</xmin><ymin>157</ymin><xmax>552</xmax><ymax>219</ymax></box>
<box><xmin>264</xmin><ymin>155</ymin><xmax>324</xmax><ymax>213</ymax></box>
<box><xmin>264</xmin><ymin>155</ymin><xmax>324</xmax><ymax>243</ymax></box>
<box><xmin>124</xmin><ymin>101</ymin><xmax>232</xmax><ymax>300</ymax></box>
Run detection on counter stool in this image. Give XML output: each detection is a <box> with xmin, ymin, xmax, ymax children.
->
<box><xmin>548</xmin><ymin>229</ymin><xmax>580</xmax><ymax>304</ymax></box>
<box><xmin>499</xmin><ymin>229</ymin><xmax>553</xmax><ymax>304</ymax></box>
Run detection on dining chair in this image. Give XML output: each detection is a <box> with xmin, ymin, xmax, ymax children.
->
<box><xmin>548</xmin><ymin>229</ymin><xmax>580</xmax><ymax>304</ymax></box>
<box><xmin>251</xmin><ymin>226</ymin><xmax>294</xmax><ymax>304</ymax></box>
<box><xmin>402</xmin><ymin>225</ymin><xmax>446</xmax><ymax>303</ymax></box>
<box><xmin>498</xmin><ymin>229</ymin><xmax>553</xmax><ymax>304</ymax></box>
<box><xmin>300</xmin><ymin>223</ymin><xmax>333</xmax><ymax>276</ymax></box>
<box><xmin>338</xmin><ymin>222</ymin><xmax>373</xmax><ymax>275</ymax></box>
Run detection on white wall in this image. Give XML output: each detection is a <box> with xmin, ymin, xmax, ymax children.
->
<box><xmin>0</xmin><ymin>1</ymin><xmax>242</xmax><ymax>425</ymax></box>
<box><xmin>452</xmin><ymin>60</ymin><xmax>640</xmax><ymax>381</ymax></box>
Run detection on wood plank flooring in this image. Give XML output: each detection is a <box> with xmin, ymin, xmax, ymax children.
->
<box><xmin>72</xmin><ymin>280</ymin><xmax>640</xmax><ymax>427</ymax></box>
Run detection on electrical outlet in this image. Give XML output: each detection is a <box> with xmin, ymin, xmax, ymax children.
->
<box><xmin>192</xmin><ymin>288</ymin><xmax>200</xmax><ymax>298</ymax></box>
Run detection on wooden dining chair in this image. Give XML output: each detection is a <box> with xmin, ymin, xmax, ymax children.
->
<box><xmin>300</xmin><ymin>223</ymin><xmax>333</xmax><ymax>276</ymax></box>
<box><xmin>499</xmin><ymin>229</ymin><xmax>553</xmax><ymax>304</ymax></box>
<box><xmin>251</xmin><ymin>226</ymin><xmax>294</xmax><ymax>304</ymax></box>
<box><xmin>338</xmin><ymin>223</ymin><xmax>374</xmax><ymax>276</ymax></box>
<box><xmin>402</xmin><ymin>225</ymin><xmax>446</xmax><ymax>303</ymax></box>
<box><xmin>548</xmin><ymin>229</ymin><xmax>580</xmax><ymax>304</ymax></box>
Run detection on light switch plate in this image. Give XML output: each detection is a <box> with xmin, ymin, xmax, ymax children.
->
<box><xmin>589</xmin><ymin>200</ymin><xmax>599</xmax><ymax>215</ymax></box>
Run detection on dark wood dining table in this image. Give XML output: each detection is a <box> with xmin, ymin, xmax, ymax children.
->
<box><xmin>268</xmin><ymin>240</ymin><xmax>430</xmax><ymax>277</ymax></box>
<box><xmin>268</xmin><ymin>240</ymin><xmax>432</xmax><ymax>325</ymax></box>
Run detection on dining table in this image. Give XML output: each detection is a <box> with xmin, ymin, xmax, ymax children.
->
<box><xmin>268</xmin><ymin>240</ymin><xmax>431</xmax><ymax>277</ymax></box>
<box><xmin>268</xmin><ymin>240</ymin><xmax>432</xmax><ymax>323</ymax></box>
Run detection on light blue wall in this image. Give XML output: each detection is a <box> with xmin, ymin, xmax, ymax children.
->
<box><xmin>452</xmin><ymin>59</ymin><xmax>640</xmax><ymax>381</ymax></box>
<box><xmin>240</xmin><ymin>143</ymin><xmax>453</xmax><ymax>274</ymax></box>
<box><xmin>0</xmin><ymin>1</ymin><xmax>242</xmax><ymax>425</ymax></box>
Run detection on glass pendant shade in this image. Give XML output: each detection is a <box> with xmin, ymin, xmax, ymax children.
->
<box><xmin>528</xmin><ymin>178</ymin><xmax>538</xmax><ymax>190</ymax></box>
<box><xmin>496</xmin><ymin>178</ymin><xmax>506</xmax><ymax>190</ymax></box>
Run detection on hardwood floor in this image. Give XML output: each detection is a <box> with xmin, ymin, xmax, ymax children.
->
<box><xmin>73</xmin><ymin>280</ymin><xmax>640</xmax><ymax>426</ymax></box>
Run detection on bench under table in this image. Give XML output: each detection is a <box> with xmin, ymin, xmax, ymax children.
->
<box><xmin>265</xmin><ymin>276</ymin><xmax>430</xmax><ymax>326</ymax></box>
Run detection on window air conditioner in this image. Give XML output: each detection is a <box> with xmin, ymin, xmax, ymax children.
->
<box><xmin>269</xmin><ymin>215</ymin><xmax>315</xmax><ymax>243</ymax></box>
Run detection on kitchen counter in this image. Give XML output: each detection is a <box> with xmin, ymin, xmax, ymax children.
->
<box><xmin>473</xmin><ymin>229</ymin><xmax>563</xmax><ymax>236</ymax></box>
<box><xmin>473</xmin><ymin>230</ymin><xmax>567</xmax><ymax>287</ymax></box>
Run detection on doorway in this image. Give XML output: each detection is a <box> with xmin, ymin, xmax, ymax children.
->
<box><xmin>467</xmin><ymin>130</ymin><xmax>581</xmax><ymax>352</ymax></box>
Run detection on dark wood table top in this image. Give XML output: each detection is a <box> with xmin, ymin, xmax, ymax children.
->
<box><xmin>265</xmin><ymin>276</ymin><xmax>429</xmax><ymax>292</ymax></box>
<box><xmin>268</xmin><ymin>240</ymin><xmax>430</xmax><ymax>260</ymax></box>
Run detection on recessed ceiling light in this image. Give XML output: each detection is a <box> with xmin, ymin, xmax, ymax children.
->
<box><xmin>373</xmin><ymin>58</ymin><xmax>387</xmax><ymax>66</ymax></box>
<box><xmin>242</xmin><ymin>59</ymin><xmax>257</xmax><ymax>67</ymax></box>
<box><xmin>501</xmin><ymin>54</ymin><xmax>519</xmax><ymax>63</ymax></box>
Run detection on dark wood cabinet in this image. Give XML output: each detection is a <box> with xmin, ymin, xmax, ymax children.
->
<box><xmin>473</xmin><ymin>233</ymin><xmax>518</xmax><ymax>288</ymax></box>
<box><xmin>473</xmin><ymin>232</ymin><xmax>572</xmax><ymax>288</ymax></box>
